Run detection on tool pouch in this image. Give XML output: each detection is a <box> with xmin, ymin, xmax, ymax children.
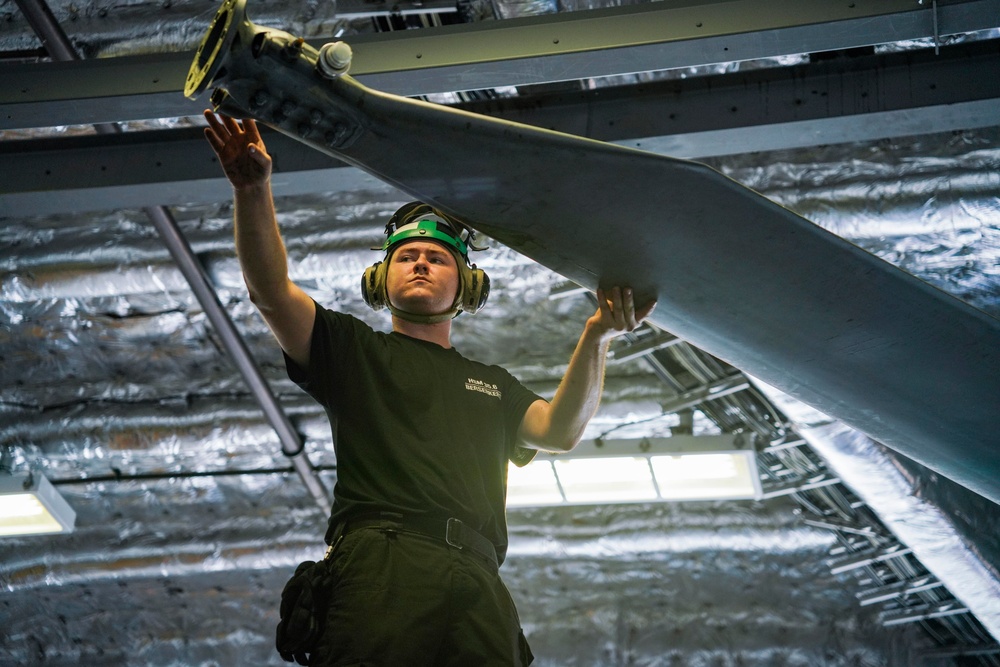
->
<box><xmin>275</xmin><ymin>558</ymin><xmax>334</xmax><ymax>665</ymax></box>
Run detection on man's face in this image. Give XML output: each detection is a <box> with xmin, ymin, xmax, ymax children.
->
<box><xmin>386</xmin><ymin>240</ymin><xmax>461</xmax><ymax>316</ymax></box>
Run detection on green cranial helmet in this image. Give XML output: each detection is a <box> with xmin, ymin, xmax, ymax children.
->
<box><xmin>381</xmin><ymin>202</ymin><xmax>478</xmax><ymax>261</ymax></box>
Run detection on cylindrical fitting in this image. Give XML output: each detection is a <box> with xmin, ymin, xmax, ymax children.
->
<box><xmin>317</xmin><ymin>41</ymin><xmax>353</xmax><ymax>79</ymax></box>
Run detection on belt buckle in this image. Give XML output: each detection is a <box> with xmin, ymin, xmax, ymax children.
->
<box><xmin>445</xmin><ymin>517</ymin><xmax>464</xmax><ymax>550</ymax></box>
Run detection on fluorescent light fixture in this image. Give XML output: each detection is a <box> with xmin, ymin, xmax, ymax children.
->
<box><xmin>508</xmin><ymin>435</ymin><xmax>761</xmax><ymax>507</ymax></box>
<box><xmin>506</xmin><ymin>459</ymin><xmax>564</xmax><ymax>506</ymax></box>
<box><xmin>555</xmin><ymin>457</ymin><xmax>658</xmax><ymax>503</ymax></box>
<box><xmin>650</xmin><ymin>452</ymin><xmax>758</xmax><ymax>500</ymax></box>
<box><xmin>0</xmin><ymin>473</ymin><xmax>76</xmax><ymax>537</ymax></box>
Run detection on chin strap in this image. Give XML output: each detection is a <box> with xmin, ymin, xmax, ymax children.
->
<box><xmin>387</xmin><ymin>302</ymin><xmax>460</xmax><ymax>324</ymax></box>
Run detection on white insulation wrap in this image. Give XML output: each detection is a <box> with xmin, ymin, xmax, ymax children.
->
<box><xmin>753</xmin><ymin>379</ymin><xmax>1000</xmax><ymax>642</ymax></box>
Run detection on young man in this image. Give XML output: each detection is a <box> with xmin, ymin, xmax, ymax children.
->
<box><xmin>203</xmin><ymin>111</ymin><xmax>655</xmax><ymax>666</ymax></box>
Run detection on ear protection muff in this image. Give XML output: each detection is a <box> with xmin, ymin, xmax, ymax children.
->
<box><xmin>460</xmin><ymin>263</ymin><xmax>490</xmax><ymax>315</ymax></box>
<box><xmin>361</xmin><ymin>202</ymin><xmax>491</xmax><ymax>320</ymax></box>
<box><xmin>361</xmin><ymin>260</ymin><xmax>388</xmax><ymax>311</ymax></box>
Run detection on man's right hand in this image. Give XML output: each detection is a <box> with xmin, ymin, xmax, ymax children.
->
<box><xmin>203</xmin><ymin>110</ymin><xmax>272</xmax><ymax>191</ymax></box>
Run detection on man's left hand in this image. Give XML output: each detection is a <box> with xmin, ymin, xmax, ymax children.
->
<box><xmin>589</xmin><ymin>286</ymin><xmax>656</xmax><ymax>340</ymax></box>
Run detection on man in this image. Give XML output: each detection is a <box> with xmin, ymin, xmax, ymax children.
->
<box><xmin>203</xmin><ymin>110</ymin><xmax>655</xmax><ymax>666</ymax></box>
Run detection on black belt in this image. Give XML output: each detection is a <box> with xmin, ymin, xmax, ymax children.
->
<box><xmin>340</xmin><ymin>512</ymin><xmax>499</xmax><ymax>569</ymax></box>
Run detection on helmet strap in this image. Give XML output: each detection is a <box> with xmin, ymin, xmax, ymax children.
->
<box><xmin>387</xmin><ymin>302</ymin><xmax>460</xmax><ymax>325</ymax></box>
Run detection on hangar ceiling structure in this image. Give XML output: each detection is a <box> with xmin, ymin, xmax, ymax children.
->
<box><xmin>1</xmin><ymin>0</ymin><xmax>999</xmax><ymax>665</ymax></box>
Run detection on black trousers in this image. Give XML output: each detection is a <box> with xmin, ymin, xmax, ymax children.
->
<box><xmin>311</xmin><ymin>523</ymin><xmax>533</xmax><ymax>667</ymax></box>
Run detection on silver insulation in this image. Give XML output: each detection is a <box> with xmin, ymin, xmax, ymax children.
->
<box><xmin>704</xmin><ymin>131</ymin><xmax>1000</xmax><ymax>320</ymax></box>
<box><xmin>753</xmin><ymin>380</ymin><xmax>1000</xmax><ymax>642</ymax></box>
<box><xmin>3</xmin><ymin>126</ymin><xmax>998</xmax><ymax>664</ymax></box>
<box><xmin>0</xmin><ymin>0</ymin><xmax>351</xmax><ymax>57</ymax></box>
<box><xmin>2</xmin><ymin>0</ymin><xmax>999</xmax><ymax>659</ymax></box>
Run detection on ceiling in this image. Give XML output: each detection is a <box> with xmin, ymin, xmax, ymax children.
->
<box><xmin>1</xmin><ymin>0</ymin><xmax>1000</xmax><ymax>665</ymax></box>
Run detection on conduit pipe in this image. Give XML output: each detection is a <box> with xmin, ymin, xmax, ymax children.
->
<box><xmin>14</xmin><ymin>0</ymin><xmax>331</xmax><ymax>515</ymax></box>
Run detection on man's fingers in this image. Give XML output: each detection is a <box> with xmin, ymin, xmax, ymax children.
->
<box><xmin>606</xmin><ymin>287</ymin><xmax>629</xmax><ymax>328</ymax></box>
<box><xmin>621</xmin><ymin>288</ymin><xmax>637</xmax><ymax>329</ymax></box>
<box><xmin>595</xmin><ymin>286</ymin><xmax>656</xmax><ymax>333</ymax></box>
<box><xmin>203</xmin><ymin>109</ymin><xmax>231</xmax><ymax>137</ymax></box>
<box><xmin>597</xmin><ymin>287</ymin><xmax>625</xmax><ymax>328</ymax></box>
<box><xmin>221</xmin><ymin>114</ymin><xmax>243</xmax><ymax>136</ymax></box>
<box><xmin>244</xmin><ymin>118</ymin><xmax>261</xmax><ymax>143</ymax></box>
<box><xmin>636</xmin><ymin>298</ymin><xmax>657</xmax><ymax>324</ymax></box>
<box><xmin>203</xmin><ymin>127</ymin><xmax>225</xmax><ymax>154</ymax></box>
<box><xmin>596</xmin><ymin>288</ymin><xmax>613</xmax><ymax>320</ymax></box>
<box><xmin>249</xmin><ymin>142</ymin><xmax>271</xmax><ymax>167</ymax></box>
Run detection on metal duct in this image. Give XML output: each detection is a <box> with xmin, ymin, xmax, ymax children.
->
<box><xmin>752</xmin><ymin>379</ymin><xmax>1000</xmax><ymax>642</ymax></box>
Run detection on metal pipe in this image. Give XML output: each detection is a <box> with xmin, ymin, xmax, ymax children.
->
<box><xmin>140</xmin><ymin>205</ymin><xmax>331</xmax><ymax>513</ymax></box>
<box><xmin>15</xmin><ymin>0</ymin><xmax>331</xmax><ymax>515</ymax></box>
<box><xmin>12</xmin><ymin>0</ymin><xmax>76</xmax><ymax>62</ymax></box>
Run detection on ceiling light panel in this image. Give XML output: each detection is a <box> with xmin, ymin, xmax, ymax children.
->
<box><xmin>507</xmin><ymin>435</ymin><xmax>762</xmax><ymax>507</ymax></box>
<box><xmin>0</xmin><ymin>474</ymin><xmax>77</xmax><ymax>537</ymax></box>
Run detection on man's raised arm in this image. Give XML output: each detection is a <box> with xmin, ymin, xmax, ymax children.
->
<box><xmin>518</xmin><ymin>286</ymin><xmax>656</xmax><ymax>452</ymax></box>
<box><xmin>203</xmin><ymin>111</ymin><xmax>316</xmax><ymax>368</ymax></box>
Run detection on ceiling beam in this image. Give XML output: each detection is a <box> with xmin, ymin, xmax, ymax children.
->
<box><xmin>3</xmin><ymin>40</ymin><xmax>998</xmax><ymax>217</ymax></box>
<box><xmin>0</xmin><ymin>128</ymin><xmax>387</xmax><ymax>216</ymax></box>
<box><xmin>458</xmin><ymin>39</ymin><xmax>1000</xmax><ymax>156</ymax></box>
<box><xmin>1</xmin><ymin>0</ymin><xmax>997</xmax><ymax>129</ymax></box>
<box><xmin>335</xmin><ymin>0</ymin><xmax>460</xmax><ymax>19</ymax></box>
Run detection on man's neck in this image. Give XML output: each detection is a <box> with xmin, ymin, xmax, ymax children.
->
<box><xmin>391</xmin><ymin>315</ymin><xmax>453</xmax><ymax>349</ymax></box>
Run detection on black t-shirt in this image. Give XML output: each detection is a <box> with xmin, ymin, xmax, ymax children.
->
<box><xmin>285</xmin><ymin>303</ymin><xmax>541</xmax><ymax>564</ymax></box>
